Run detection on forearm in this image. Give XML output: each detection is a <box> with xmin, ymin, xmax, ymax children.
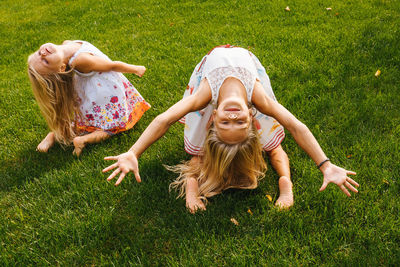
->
<box><xmin>186</xmin><ymin>177</ymin><xmax>200</xmax><ymax>198</ymax></box>
<box><xmin>112</xmin><ymin>61</ymin><xmax>143</xmax><ymax>74</ymax></box>
<box><xmin>128</xmin><ymin>114</ymin><xmax>172</xmax><ymax>158</ymax></box>
<box><xmin>267</xmin><ymin>145</ymin><xmax>290</xmax><ymax>178</ymax></box>
<box><xmin>289</xmin><ymin>122</ymin><xmax>328</xmax><ymax>167</ymax></box>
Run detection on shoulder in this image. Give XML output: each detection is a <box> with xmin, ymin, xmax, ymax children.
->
<box><xmin>251</xmin><ymin>81</ymin><xmax>273</xmax><ymax>113</ymax></box>
<box><xmin>71</xmin><ymin>53</ymin><xmax>98</xmax><ymax>72</ymax></box>
<box><xmin>188</xmin><ymin>78</ymin><xmax>212</xmax><ymax>111</ymax></box>
<box><xmin>251</xmin><ymin>81</ymin><xmax>266</xmax><ymax>101</ymax></box>
<box><xmin>62</xmin><ymin>40</ymin><xmax>73</xmax><ymax>45</ymax></box>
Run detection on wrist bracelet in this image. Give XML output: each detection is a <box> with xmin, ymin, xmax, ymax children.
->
<box><xmin>317</xmin><ymin>158</ymin><xmax>330</xmax><ymax>169</ymax></box>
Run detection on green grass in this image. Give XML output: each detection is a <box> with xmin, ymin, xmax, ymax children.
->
<box><xmin>0</xmin><ymin>0</ymin><xmax>399</xmax><ymax>265</ymax></box>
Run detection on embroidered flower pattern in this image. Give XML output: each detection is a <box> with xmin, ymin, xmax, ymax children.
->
<box><xmin>93</xmin><ymin>105</ymin><xmax>101</xmax><ymax>113</ymax></box>
<box><xmin>76</xmin><ymin>72</ymin><xmax>150</xmax><ymax>133</ymax></box>
<box><xmin>110</xmin><ymin>96</ymin><xmax>118</xmax><ymax>103</ymax></box>
<box><xmin>86</xmin><ymin>114</ymin><xmax>94</xmax><ymax>121</ymax></box>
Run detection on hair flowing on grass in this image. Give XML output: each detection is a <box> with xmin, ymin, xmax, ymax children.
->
<box><xmin>168</xmin><ymin>123</ymin><xmax>267</xmax><ymax>203</ymax></box>
<box><xmin>27</xmin><ymin>58</ymin><xmax>80</xmax><ymax>145</ymax></box>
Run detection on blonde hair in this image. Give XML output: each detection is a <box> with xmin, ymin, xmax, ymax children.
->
<box><xmin>27</xmin><ymin>55</ymin><xmax>80</xmax><ymax>145</ymax></box>
<box><xmin>168</xmin><ymin>122</ymin><xmax>267</xmax><ymax>203</ymax></box>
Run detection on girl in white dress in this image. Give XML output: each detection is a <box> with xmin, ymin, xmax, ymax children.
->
<box><xmin>28</xmin><ymin>40</ymin><xmax>150</xmax><ymax>156</ymax></box>
<box><xmin>104</xmin><ymin>45</ymin><xmax>358</xmax><ymax>213</ymax></box>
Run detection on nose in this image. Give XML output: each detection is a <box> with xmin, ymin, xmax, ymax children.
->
<box><xmin>228</xmin><ymin>113</ymin><xmax>238</xmax><ymax>120</ymax></box>
<box><xmin>39</xmin><ymin>49</ymin><xmax>46</xmax><ymax>57</ymax></box>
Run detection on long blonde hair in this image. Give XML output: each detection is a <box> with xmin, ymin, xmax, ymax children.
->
<box><xmin>27</xmin><ymin>57</ymin><xmax>80</xmax><ymax>145</ymax></box>
<box><xmin>168</xmin><ymin>122</ymin><xmax>267</xmax><ymax>203</ymax></box>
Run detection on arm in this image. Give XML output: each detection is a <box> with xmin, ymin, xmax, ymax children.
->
<box><xmin>252</xmin><ymin>81</ymin><xmax>359</xmax><ymax>196</ymax></box>
<box><xmin>103</xmin><ymin>79</ymin><xmax>212</xmax><ymax>185</ymax></box>
<box><xmin>72</xmin><ymin>53</ymin><xmax>146</xmax><ymax>76</ymax></box>
<box><xmin>185</xmin><ymin>156</ymin><xmax>206</xmax><ymax>213</ymax></box>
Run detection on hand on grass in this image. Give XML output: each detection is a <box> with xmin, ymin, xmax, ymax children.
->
<box><xmin>103</xmin><ymin>150</ymin><xmax>141</xmax><ymax>185</ymax></box>
<box><xmin>186</xmin><ymin>195</ymin><xmax>206</xmax><ymax>214</ymax></box>
<box><xmin>319</xmin><ymin>162</ymin><xmax>359</xmax><ymax>197</ymax></box>
<box><xmin>185</xmin><ymin>175</ymin><xmax>206</xmax><ymax>214</ymax></box>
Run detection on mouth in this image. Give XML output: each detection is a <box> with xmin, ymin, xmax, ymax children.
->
<box><xmin>224</xmin><ymin>107</ymin><xmax>241</xmax><ymax>112</ymax></box>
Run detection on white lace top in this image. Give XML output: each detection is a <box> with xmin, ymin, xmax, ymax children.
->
<box><xmin>180</xmin><ymin>46</ymin><xmax>285</xmax><ymax>155</ymax></box>
<box><xmin>203</xmin><ymin>47</ymin><xmax>258</xmax><ymax>105</ymax></box>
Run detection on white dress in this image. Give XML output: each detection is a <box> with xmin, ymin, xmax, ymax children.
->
<box><xmin>179</xmin><ymin>45</ymin><xmax>285</xmax><ymax>155</ymax></box>
<box><xmin>68</xmin><ymin>41</ymin><xmax>150</xmax><ymax>134</ymax></box>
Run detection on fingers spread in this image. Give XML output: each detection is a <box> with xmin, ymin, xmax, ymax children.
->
<box><xmin>347</xmin><ymin>177</ymin><xmax>359</xmax><ymax>187</ymax></box>
<box><xmin>340</xmin><ymin>185</ymin><xmax>351</xmax><ymax>197</ymax></box>
<box><xmin>107</xmin><ymin>168</ymin><xmax>121</xmax><ymax>181</ymax></box>
<box><xmin>347</xmin><ymin>170</ymin><xmax>357</xmax><ymax>176</ymax></box>
<box><xmin>345</xmin><ymin>181</ymin><xmax>358</xmax><ymax>193</ymax></box>
<box><xmin>102</xmin><ymin>163</ymin><xmax>118</xmax><ymax>173</ymax></box>
<box><xmin>319</xmin><ymin>181</ymin><xmax>328</xmax><ymax>192</ymax></box>
<box><xmin>115</xmin><ymin>172</ymin><xmax>126</xmax><ymax>186</ymax></box>
<box><xmin>133</xmin><ymin>170</ymin><xmax>141</xmax><ymax>183</ymax></box>
<box><xmin>199</xmin><ymin>203</ymin><xmax>206</xmax><ymax>211</ymax></box>
<box><xmin>186</xmin><ymin>204</ymin><xmax>195</xmax><ymax>214</ymax></box>
<box><xmin>104</xmin><ymin>156</ymin><xmax>118</xmax><ymax>161</ymax></box>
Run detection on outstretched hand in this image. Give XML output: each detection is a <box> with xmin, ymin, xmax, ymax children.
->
<box><xmin>103</xmin><ymin>150</ymin><xmax>141</xmax><ymax>185</ymax></box>
<box><xmin>319</xmin><ymin>163</ymin><xmax>359</xmax><ymax>197</ymax></box>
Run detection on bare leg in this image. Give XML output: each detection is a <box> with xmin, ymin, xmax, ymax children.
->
<box><xmin>37</xmin><ymin>132</ymin><xmax>55</xmax><ymax>153</ymax></box>
<box><xmin>267</xmin><ymin>145</ymin><xmax>294</xmax><ymax>209</ymax></box>
<box><xmin>185</xmin><ymin>156</ymin><xmax>206</xmax><ymax>213</ymax></box>
<box><xmin>73</xmin><ymin>130</ymin><xmax>110</xmax><ymax>157</ymax></box>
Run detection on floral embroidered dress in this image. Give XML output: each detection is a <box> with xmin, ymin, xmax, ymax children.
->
<box><xmin>179</xmin><ymin>45</ymin><xmax>285</xmax><ymax>155</ymax></box>
<box><xmin>69</xmin><ymin>41</ymin><xmax>150</xmax><ymax>134</ymax></box>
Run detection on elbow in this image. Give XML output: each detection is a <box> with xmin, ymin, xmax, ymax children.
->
<box><xmin>289</xmin><ymin>120</ymin><xmax>309</xmax><ymax>137</ymax></box>
<box><xmin>110</xmin><ymin>61</ymin><xmax>123</xmax><ymax>72</ymax></box>
<box><xmin>154</xmin><ymin>113</ymin><xmax>174</xmax><ymax>127</ymax></box>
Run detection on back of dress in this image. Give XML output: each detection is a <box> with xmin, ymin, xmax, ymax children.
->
<box><xmin>69</xmin><ymin>41</ymin><xmax>150</xmax><ymax>134</ymax></box>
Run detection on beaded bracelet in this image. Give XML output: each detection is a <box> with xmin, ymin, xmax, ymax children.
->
<box><xmin>317</xmin><ymin>158</ymin><xmax>330</xmax><ymax>169</ymax></box>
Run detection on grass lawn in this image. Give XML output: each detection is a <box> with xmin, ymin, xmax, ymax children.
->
<box><xmin>0</xmin><ymin>0</ymin><xmax>399</xmax><ymax>265</ymax></box>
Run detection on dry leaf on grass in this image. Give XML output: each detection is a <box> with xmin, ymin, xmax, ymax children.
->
<box><xmin>247</xmin><ymin>209</ymin><xmax>253</xmax><ymax>215</ymax></box>
<box><xmin>375</xmin><ymin>69</ymin><xmax>381</xmax><ymax>77</ymax></box>
<box><xmin>326</xmin><ymin>7</ymin><xmax>332</xmax><ymax>11</ymax></box>
<box><xmin>266</xmin><ymin>194</ymin><xmax>272</xmax><ymax>202</ymax></box>
<box><xmin>230</xmin><ymin>218</ymin><xmax>239</xmax><ymax>226</ymax></box>
<box><xmin>285</xmin><ymin>6</ymin><xmax>290</xmax><ymax>12</ymax></box>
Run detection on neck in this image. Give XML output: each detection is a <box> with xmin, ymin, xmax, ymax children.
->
<box><xmin>218</xmin><ymin>77</ymin><xmax>247</xmax><ymax>105</ymax></box>
<box><xmin>59</xmin><ymin>42</ymin><xmax>81</xmax><ymax>65</ymax></box>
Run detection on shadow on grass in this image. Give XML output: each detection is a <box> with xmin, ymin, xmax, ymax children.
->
<box><xmin>0</xmin><ymin>137</ymin><xmax>119</xmax><ymax>192</ymax></box>
<box><xmin>331</xmin><ymin>22</ymin><xmax>400</xmax><ymax>137</ymax></box>
<box><xmin>0</xmin><ymin>144</ymin><xmax>76</xmax><ymax>192</ymax></box>
<box><xmin>86</xmin><ymin>152</ymin><xmax>284</xmax><ymax>264</ymax></box>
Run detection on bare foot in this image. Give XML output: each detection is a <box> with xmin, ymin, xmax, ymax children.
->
<box><xmin>36</xmin><ymin>132</ymin><xmax>55</xmax><ymax>153</ymax></box>
<box><xmin>186</xmin><ymin>195</ymin><xmax>206</xmax><ymax>214</ymax></box>
<box><xmin>136</xmin><ymin>66</ymin><xmax>146</xmax><ymax>77</ymax></box>
<box><xmin>275</xmin><ymin>176</ymin><xmax>294</xmax><ymax>209</ymax></box>
<box><xmin>72</xmin><ymin>136</ymin><xmax>85</xmax><ymax>157</ymax></box>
